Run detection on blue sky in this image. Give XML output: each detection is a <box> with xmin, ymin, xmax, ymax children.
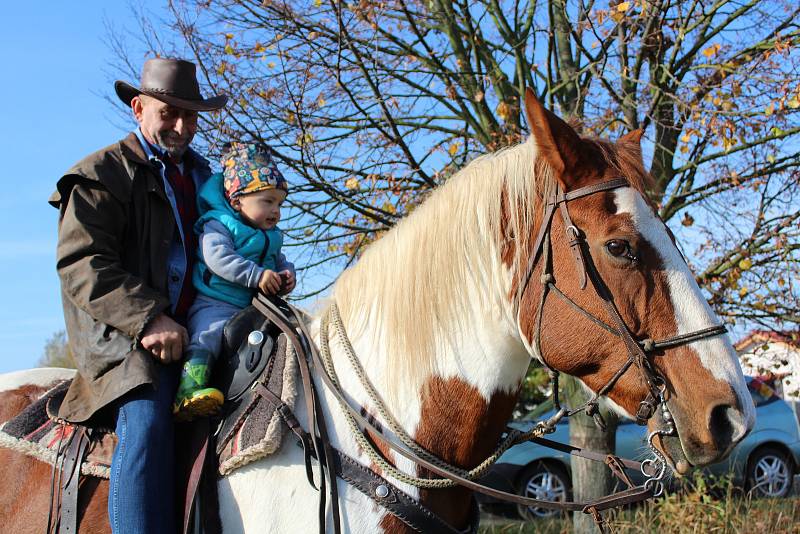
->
<box><xmin>0</xmin><ymin>2</ymin><xmax>170</xmax><ymax>372</ymax></box>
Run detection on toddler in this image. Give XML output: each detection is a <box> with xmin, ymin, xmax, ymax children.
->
<box><xmin>174</xmin><ymin>142</ymin><xmax>295</xmax><ymax>420</ymax></box>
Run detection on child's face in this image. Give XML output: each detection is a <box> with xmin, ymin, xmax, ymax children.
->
<box><xmin>231</xmin><ymin>188</ymin><xmax>287</xmax><ymax>230</ymax></box>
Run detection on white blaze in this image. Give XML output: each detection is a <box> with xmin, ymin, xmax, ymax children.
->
<box><xmin>613</xmin><ymin>188</ymin><xmax>755</xmax><ymax>428</ymax></box>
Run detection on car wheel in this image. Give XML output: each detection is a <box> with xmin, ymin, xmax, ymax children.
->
<box><xmin>746</xmin><ymin>446</ymin><xmax>793</xmax><ymax>498</ymax></box>
<box><xmin>516</xmin><ymin>462</ymin><xmax>571</xmax><ymax>520</ymax></box>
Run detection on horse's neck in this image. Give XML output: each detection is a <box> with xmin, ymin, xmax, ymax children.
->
<box><xmin>314</xmin><ymin>286</ymin><xmax>527</xmax><ymax>443</ymax></box>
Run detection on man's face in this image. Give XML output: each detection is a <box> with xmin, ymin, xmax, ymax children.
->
<box><xmin>132</xmin><ymin>95</ymin><xmax>198</xmax><ymax>160</ymax></box>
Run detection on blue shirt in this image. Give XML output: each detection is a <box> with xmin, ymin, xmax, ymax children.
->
<box><xmin>133</xmin><ymin>129</ymin><xmax>212</xmax><ymax>316</ymax></box>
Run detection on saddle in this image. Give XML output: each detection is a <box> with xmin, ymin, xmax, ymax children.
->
<box><xmin>0</xmin><ymin>297</ymin><xmax>297</xmax><ymax>534</ymax></box>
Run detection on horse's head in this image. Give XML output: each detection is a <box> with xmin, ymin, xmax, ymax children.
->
<box><xmin>516</xmin><ymin>90</ymin><xmax>755</xmax><ymax>472</ymax></box>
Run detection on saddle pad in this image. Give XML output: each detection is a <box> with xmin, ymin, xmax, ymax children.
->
<box><xmin>0</xmin><ymin>380</ymin><xmax>113</xmax><ymax>478</ymax></box>
<box><xmin>217</xmin><ymin>333</ymin><xmax>299</xmax><ymax>476</ymax></box>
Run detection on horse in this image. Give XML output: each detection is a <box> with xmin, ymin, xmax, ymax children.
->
<box><xmin>0</xmin><ymin>91</ymin><xmax>754</xmax><ymax>533</ymax></box>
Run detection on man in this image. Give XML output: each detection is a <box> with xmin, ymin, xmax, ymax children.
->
<box><xmin>49</xmin><ymin>58</ymin><xmax>228</xmax><ymax>533</ymax></box>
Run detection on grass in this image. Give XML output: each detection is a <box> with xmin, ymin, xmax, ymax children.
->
<box><xmin>479</xmin><ymin>475</ymin><xmax>800</xmax><ymax>534</ymax></box>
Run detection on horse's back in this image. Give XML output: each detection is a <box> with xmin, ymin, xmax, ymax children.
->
<box><xmin>0</xmin><ymin>367</ymin><xmax>75</xmax><ymax>424</ymax></box>
<box><xmin>0</xmin><ymin>367</ymin><xmax>109</xmax><ymax>533</ymax></box>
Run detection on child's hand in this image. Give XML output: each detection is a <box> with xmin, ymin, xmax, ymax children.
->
<box><xmin>258</xmin><ymin>269</ymin><xmax>282</xmax><ymax>295</ymax></box>
<box><xmin>278</xmin><ymin>270</ymin><xmax>296</xmax><ymax>295</ymax></box>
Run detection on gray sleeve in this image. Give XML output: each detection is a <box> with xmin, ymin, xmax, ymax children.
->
<box><xmin>275</xmin><ymin>252</ymin><xmax>295</xmax><ymax>276</ymax></box>
<box><xmin>199</xmin><ymin>220</ymin><xmax>264</xmax><ymax>288</ymax></box>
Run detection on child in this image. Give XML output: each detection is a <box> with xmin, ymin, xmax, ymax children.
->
<box><xmin>174</xmin><ymin>142</ymin><xmax>296</xmax><ymax>420</ymax></box>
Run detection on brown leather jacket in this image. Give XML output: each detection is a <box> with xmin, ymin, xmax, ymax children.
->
<box><xmin>50</xmin><ymin>132</ymin><xmax>209</xmax><ymax>423</ymax></box>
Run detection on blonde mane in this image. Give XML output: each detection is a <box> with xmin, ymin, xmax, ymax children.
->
<box><xmin>330</xmin><ymin>136</ymin><xmax>554</xmax><ymax>394</ymax></box>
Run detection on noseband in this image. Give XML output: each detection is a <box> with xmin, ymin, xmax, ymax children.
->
<box><xmin>516</xmin><ymin>178</ymin><xmax>727</xmax><ymax>436</ymax></box>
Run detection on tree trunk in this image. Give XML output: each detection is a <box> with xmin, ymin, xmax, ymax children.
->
<box><xmin>564</xmin><ymin>376</ymin><xmax>618</xmax><ymax>534</ymax></box>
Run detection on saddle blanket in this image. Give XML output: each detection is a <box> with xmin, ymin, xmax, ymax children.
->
<box><xmin>0</xmin><ymin>333</ymin><xmax>300</xmax><ymax>479</ymax></box>
<box><xmin>216</xmin><ymin>333</ymin><xmax>299</xmax><ymax>475</ymax></box>
<box><xmin>0</xmin><ymin>380</ymin><xmax>113</xmax><ymax>478</ymax></box>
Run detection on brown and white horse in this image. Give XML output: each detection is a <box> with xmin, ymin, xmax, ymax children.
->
<box><xmin>0</xmin><ymin>92</ymin><xmax>753</xmax><ymax>532</ymax></box>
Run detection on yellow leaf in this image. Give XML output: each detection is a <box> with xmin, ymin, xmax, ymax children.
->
<box><xmin>382</xmin><ymin>202</ymin><xmax>396</xmax><ymax>214</ymax></box>
<box><xmin>225</xmin><ymin>33</ymin><xmax>234</xmax><ymax>40</ymax></box>
<box><xmin>765</xmin><ymin>103</ymin><xmax>774</xmax><ymax>116</ymax></box>
<box><xmin>738</xmin><ymin>287</ymin><xmax>748</xmax><ymax>298</ymax></box>
<box><xmin>448</xmin><ymin>142</ymin><xmax>460</xmax><ymax>157</ymax></box>
<box><xmin>268</xmin><ymin>62</ymin><xmax>276</xmax><ymax>69</ymax></box>
<box><xmin>315</xmin><ymin>0</ymin><xmax>322</xmax><ymax>5</ymax></box>
<box><xmin>738</xmin><ymin>258</ymin><xmax>753</xmax><ymax>270</ymax></box>
<box><xmin>702</xmin><ymin>44</ymin><xmax>720</xmax><ymax>58</ymax></box>
<box><xmin>225</xmin><ymin>44</ymin><xmax>234</xmax><ymax>55</ymax></box>
<box><xmin>788</xmin><ymin>98</ymin><xmax>800</xmax><ymax>109</ymax></box>
<box><xmin>345</xmin><ymin>177</ymin><xmax>360</xmax><ymax>190</ymax></box>
<box><xmin>496</xmin><ymin>101</ymin><xmax>510</xmax><ymax>121</ymax></box>
<box><xmin>297</xmin><ymin>132</ymin><xmax>313</xmax><ymax>146</ymax></box>
<box><xmin>254</xmin><ymin>43</ymin><xmax>266</xmax><ymax>53</ymax></box>
<box><xmin>767</xmin><ymin>154</ymin><xmax>776</xmax><ymax>164</ymax></box>
<box><xmin>216</xmin><ymin>62</ymin><xmax>227</xmax><ymax>75</ymax></box>
<box><xmin>617</xmin><ymin>2</ymin><xmax>630</xmax><ymax>12</ymax></box>
<box><xmin>317</xmin><ymin>95</ymin><xmax>326</xmax><ymax>107</ymax></box>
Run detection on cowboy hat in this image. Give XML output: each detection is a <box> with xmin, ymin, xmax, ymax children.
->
<box><xmin>115</xmin><ymin>58</ymin><xmax>228</xmax><ymax>112</ymax></box>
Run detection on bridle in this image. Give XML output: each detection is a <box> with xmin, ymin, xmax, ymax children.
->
<box><xmin>248</xmin><ymin>177</ymin><xmax>730</xmax><ymax>534</ymax></box>
<box><xmin>515</xmin><ymin>177</ymin><xmax>728</xmax><ymax>486</ymax></box>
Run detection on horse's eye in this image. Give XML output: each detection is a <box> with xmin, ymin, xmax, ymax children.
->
<box><xmin>606</xmin><ymin>239</ymin><xmax>632</xmax><ymax>259</ymax></box>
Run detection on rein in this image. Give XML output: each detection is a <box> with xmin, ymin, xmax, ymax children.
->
<box><xmin>253</xmin><ymin>294</ymin><xmax>658</xmax><ymax>534</ymax></box>
<box><xmin>248</xmin><ymin>177</ymin><xmax>729</xmax><ymax>533</ymax></box>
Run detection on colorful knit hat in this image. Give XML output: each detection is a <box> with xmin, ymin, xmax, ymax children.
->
<box><xmin>222</xmin><ymin>142</ymin><xmax>287</xmax><ymax>201</ymax></box>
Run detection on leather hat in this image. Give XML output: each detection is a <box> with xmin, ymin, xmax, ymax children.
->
<box><xmin>115</xmin><ymin>58</ymin><xmax>228</xmax><ymax>112</ymax></box>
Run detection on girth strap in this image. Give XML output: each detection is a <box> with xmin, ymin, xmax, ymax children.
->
<box><xmin>59</xmin><ymin>426</ymin><xmax>89</xmax><ymax>534</ymax></box>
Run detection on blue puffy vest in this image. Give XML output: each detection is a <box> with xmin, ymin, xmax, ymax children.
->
<box><xmin>193</xmin><ymin>173</ymin><xmax>283</xmax><ymax>308</ymax></box>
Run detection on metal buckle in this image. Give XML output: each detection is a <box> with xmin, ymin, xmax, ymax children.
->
<box><xmin>636</xmin><ymin>398</ymin><xmax>655</xmax><ymax>425</ymax></box>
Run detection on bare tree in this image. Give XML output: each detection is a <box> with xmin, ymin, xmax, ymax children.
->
<box><xmin>116</xmin><ymin>0</ymin><xmax>800</xmax><ymax>325</ymax></box>
<box><xmin>114</xmin><ymin>1</ymin><xmax>799</xmax><ymax>528</ymax></box>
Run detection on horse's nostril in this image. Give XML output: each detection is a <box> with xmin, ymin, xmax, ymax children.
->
<box><xmin>708</xmin><ymin>404</ymin><xmax>747</xmax><ymax>447</ymax></box>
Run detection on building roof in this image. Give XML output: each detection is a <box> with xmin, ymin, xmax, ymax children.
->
<box><xmin>734</xmin><ymin>330</ymin><xmax>800</xmax><ymax>352</ymax></box>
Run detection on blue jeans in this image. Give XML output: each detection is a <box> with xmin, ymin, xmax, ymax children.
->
<box><xmin>187</xmin><ymin>294</ymin><xmax>243</xmax><ymax>361</ymax></box>
<box><xmin>108</xmin><ymin>363</ymin><xmax>179</xmax><ymax>534</ymax></box>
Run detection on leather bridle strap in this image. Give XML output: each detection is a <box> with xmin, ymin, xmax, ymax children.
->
<box><xmin>519</xmin><ymin>177</ymin><xmax>728</xmax><ymax>425</ymax></box>
<box><xmin>251</xmin><ymin>295</ymin><xmax>342</xmax><ymax>534</ymax></box>
<box><xmin>516</xmin><ymin>178</ymin><xmax>628</xmax><ymax>304</ymax></box>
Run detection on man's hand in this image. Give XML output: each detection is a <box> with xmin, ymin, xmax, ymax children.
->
<box><xmin>279</xmin><ymin>270</ymin><xmax>296</xmax><ymax>295</ymax></box>
<box><xmin>140</xmin><ymin>313</ymin><xmax>188</xmax><ymax>363</ymax></box>
<box><xmin>258</xmin><ymin>269</ymin><xmax>282</xmax><ymax>295</ymax></box>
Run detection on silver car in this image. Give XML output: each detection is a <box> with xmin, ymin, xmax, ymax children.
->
<box><xmin>481</xmin><ymin>376</ymin><xmax>800</xmax><ymax>519</ymax></box>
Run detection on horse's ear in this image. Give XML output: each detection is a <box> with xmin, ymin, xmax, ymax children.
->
<box><xmin>619</xmin><ymin>128</ymin><xmax>643</xmax><ymax>146</ymax></box>
<box><xmin>523</xmin><ymin>88</ymin><xmax>582</xmax><ymax>183</ymax></box>
<box><xmin>618</xmin><ymin>128</ymin><xmax>645</xmax><ymax>164</ymax></box>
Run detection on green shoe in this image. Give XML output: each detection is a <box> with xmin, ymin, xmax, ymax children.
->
<box><xmin>174</xmin><ymin>359</ymin><xmax>224</xmax><ymax>421</ymax></box>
